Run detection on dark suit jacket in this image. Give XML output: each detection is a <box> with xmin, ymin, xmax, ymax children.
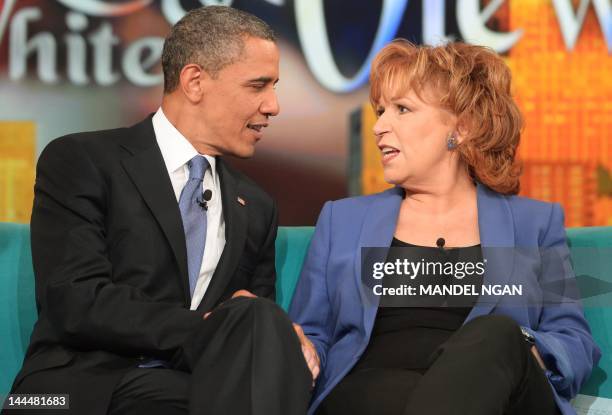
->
<box><xmin>10</xmin><ymin>116</ymin><xmax>278</xmax><ymax>414</ymax></box>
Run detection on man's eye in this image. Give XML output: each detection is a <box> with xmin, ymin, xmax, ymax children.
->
<box><xmin>252</xmin><ymin>84</ymin><xmax>265</xmax><ymax>90</ymax></box>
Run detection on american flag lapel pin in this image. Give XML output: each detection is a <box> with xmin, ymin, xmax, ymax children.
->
<box><xmin>237</xmin><ymin>196</ymin><xmax>246</xmax><ymax>206</ymax></box>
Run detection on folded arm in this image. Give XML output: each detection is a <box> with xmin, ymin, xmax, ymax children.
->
<box><xmin>525</xmin><ymin>203</ymin><xmax>601</xmax><ymax>399</ymax></box>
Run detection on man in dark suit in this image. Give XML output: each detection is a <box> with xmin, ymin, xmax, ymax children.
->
<box><xmin>4</xmin><ymin>6</ymin><xmax>315</xmax><ymax>415</ymax></box>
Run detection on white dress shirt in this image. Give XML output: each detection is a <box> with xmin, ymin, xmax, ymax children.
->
<box><xmin>152</xmin><ymin>108</ymin><xmax>225</xmax><ymax>310</ymax></box>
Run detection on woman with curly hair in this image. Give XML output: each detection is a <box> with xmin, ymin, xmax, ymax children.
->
<box><xmin>289</xmin><ymin>41</ymin><xmax>600</xmax><ymax>415</ymax></box>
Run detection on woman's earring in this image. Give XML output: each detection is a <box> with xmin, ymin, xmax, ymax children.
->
<box><xmin>446</xmin><ymin>132</ymin><xmax>458</xmax><ymax>150</ymax></box>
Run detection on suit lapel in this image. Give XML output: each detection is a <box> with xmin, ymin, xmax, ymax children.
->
<box><xmin>354</xmin><ymin>187</ymin><xmax>404</xmax><ymax>333</ymax></box>
<box><xmin>466</xmin><ymin>183</ymin><xmax>516</xmax><ymax>321</ymax></box>
<box><xmin>120</xmin><ymin>117</ymin><xmax>191</xmax><ymax>303</ymax></box>
<box><xmin>198</xmin><ymin>158</ymin><xmax>247</xmax><ymax>312</ymax></box>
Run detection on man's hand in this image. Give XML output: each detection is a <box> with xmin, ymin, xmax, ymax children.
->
<box><xmin>531</xmin><ymin>345</ymin><xmax>547</xmax><ymax>370</ymax></box>
<box><xmin>231</xmin><ymin>289</ymin><xmax>257</xmax><ymax>299</ymax></box>
<box><xmin>293</xmin><ymin>323</ymin><xmax>320</xmax><ymax>386</ymax></box>
<box><xmin>203</xmin><ymin>290</ymin><xmax>257</xmax><ymax>319</ymax></box>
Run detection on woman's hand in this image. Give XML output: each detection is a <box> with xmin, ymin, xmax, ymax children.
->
<box><xmin>293</xmin><ymin>323</ymin><xmax>320</xmax><ymax>386</ymax></box>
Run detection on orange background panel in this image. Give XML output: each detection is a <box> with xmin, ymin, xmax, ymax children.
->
<box><xmin>0</xmin><ymin>122</ymin><xmax>36</xmax><ymax>223</ymax></box>
<box><xmin>359</xmin><ymin>2</ymin><xmax>611</xmax><ymax>227</ymax></box>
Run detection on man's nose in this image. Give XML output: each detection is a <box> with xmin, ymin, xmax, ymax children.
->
<box><xmin>261</xmin><ymin>90</ymin><xmax>280</xmax><ymax>117</ymax></box>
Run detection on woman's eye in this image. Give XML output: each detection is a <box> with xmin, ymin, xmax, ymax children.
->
<box><xmin>376</xmin><ymin>108</ymin><xmax>384</xmax><ymax>117</ymax></box>
<box><xmin>398</xmin><ymin>105</ymin><xmax>410</xmax><ymax>114</ymax></box>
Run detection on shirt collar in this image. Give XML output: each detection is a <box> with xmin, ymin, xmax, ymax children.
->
<box><xmin>152</xmin><ymin>107</ymin><xmax>217</xmax><ymax>180</ymax></box>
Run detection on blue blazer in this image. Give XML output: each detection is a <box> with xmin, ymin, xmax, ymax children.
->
<box><xmin>289</xmin><ymin>184</ymin><xmax>601</xmax><ymax>415</ymax></box>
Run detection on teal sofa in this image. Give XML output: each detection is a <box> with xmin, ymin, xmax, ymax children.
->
<box><xmin>1</xmin><ymin>223</ymin><xmax>611</xmax><ymax>412</ymax></box>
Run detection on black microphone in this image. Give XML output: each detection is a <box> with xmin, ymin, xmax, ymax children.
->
<box><xmin>197</xmin><ymin>190</ymin><xmax>213</xmax><ymax>211</ymax></box>
<box><xmin>436</xmin><ymin>237</ymin><xmax>445</xmax><ymax>250</ymax></box>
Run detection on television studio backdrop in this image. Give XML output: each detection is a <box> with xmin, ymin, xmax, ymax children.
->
<box><xmin>0</xmin><ymin>0</ymin><xmax>610</xmax><ymax>226</ymax></box>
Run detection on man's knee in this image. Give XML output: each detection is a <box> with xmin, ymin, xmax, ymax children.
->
<box><xmin>247</xmin><ymin>296</ymin><xmax>284</xmax><ymax>314</ymax></box>
<box><xmin>244</xmin><ymin>297</ymin><xmax>294</xmax><ymax>330</ymax></box>
<box><xmin>208</xmin><ymin>296</ymin><xmax>295</xmax><ymax>338</ymax></box>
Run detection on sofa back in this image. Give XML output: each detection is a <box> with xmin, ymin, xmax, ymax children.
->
<box><xmin>0</xmin><ymin>223</ymin><xmax>37</xmax><ymax>395</ymax></box>
<box><xmin>1</xmin><ymin>223</ymin><xmax>611</xmax><ymax>401</ymax></box>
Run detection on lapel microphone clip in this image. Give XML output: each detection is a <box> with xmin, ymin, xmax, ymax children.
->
<box><xmin>197</xmin><ymin>189</ymin><xmax>213</xmax><ymax>211</ymax></box>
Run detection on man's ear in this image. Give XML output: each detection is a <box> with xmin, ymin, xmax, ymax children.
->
<box><xmin>179</xmin><ymin>64</ymin><xmax>206</xmax><ymax>103</ymax></box>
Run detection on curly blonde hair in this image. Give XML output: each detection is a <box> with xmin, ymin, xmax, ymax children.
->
<box><xmin>369</xmin><ymin>40</ymin><xmax>523</xmax><ymax>195</ymax></box>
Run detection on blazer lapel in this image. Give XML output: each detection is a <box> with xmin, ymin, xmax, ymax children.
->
<box><xmin>354</xmin><ymin>187</ymin><xmax>404</xmax><ymax>333</ymax></box>
<box><xmin>198</xmin><ymin>158</ymin><xmax>247</xmax><ymax>312</ymax></box>
<box><xmin>353</xmin><ymin>183</ymin><xmax>516</xmax><ymax>325</ymax></box>
<box><xmin>466</xmin><ymin>183</ymin><xmax>516</xmax><ymax>321</ymax></box>
<box><xmin>120</xmin><ymin>117</ymin><xmax>191</xmax><ymax>303</ymax></box>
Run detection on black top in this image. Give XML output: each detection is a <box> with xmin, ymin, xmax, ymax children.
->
<box><xmin>353</xmin><ymin>238</ymin><xmax>484</xmax><ymax>372</ymax></box>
